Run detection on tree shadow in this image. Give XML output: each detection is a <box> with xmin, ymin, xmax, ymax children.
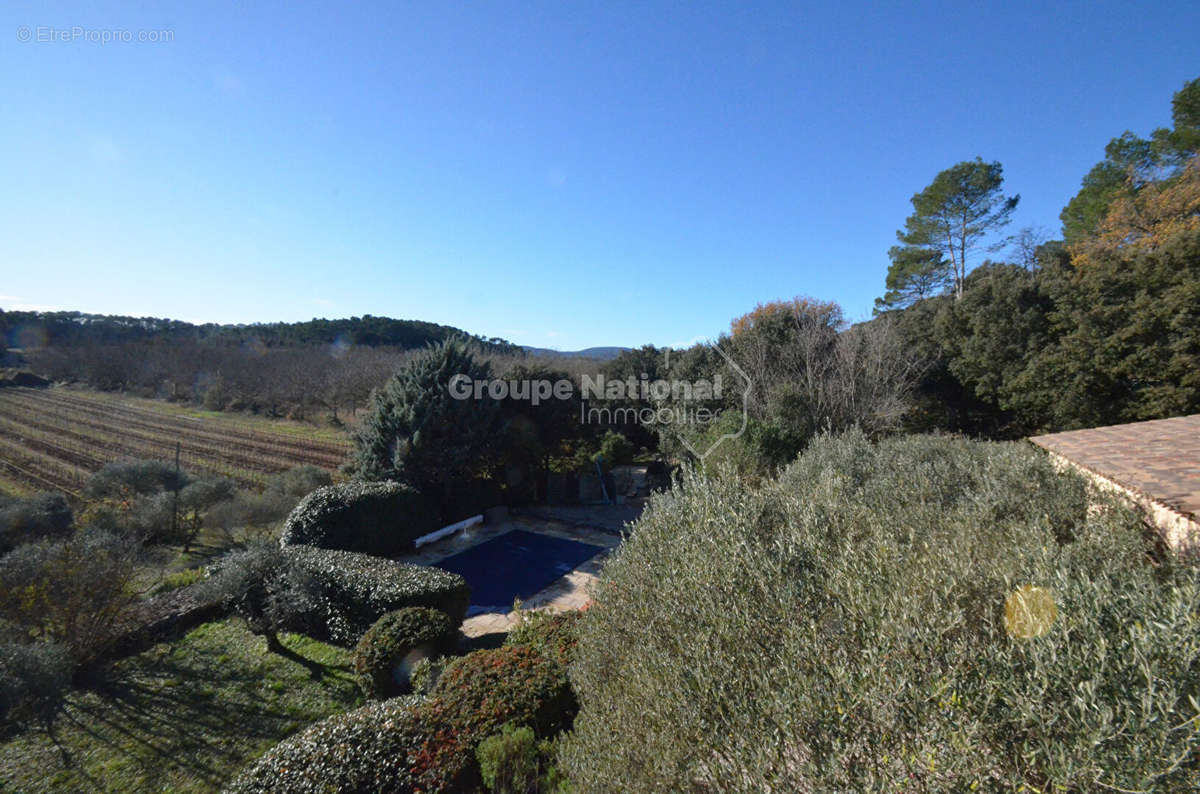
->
<box><xmin>15</xmin><ymin>626</ymin><xmax>359</xmax><ymax>792</ymax></box>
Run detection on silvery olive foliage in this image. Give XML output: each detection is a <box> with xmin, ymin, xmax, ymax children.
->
<box><xmin>562</xmin><ymin>431</ymin><xmax>1200</xmax><ymax>792</ymax></box>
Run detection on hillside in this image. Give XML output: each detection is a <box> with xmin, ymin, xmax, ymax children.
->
<box><xmin>0</xmin><ymin>310</ymin><xmax>519</xmax><ymax>353</ymax></box>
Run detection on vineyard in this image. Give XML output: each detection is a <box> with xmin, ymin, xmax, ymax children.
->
<box><xmin>0</xmin><ymin>387</ymin><xmax>353</xmax><ymax>498</ymax></box>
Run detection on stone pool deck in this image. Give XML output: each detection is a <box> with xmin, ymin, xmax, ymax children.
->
<box><xmin>1029</xmin><ymin>414</ymin><xmax>1200</xmax><ymax>553</ymax></box>
<box><xmin>405</xmin><ymin>504</ymin><xmax>639</xmax><ymax>637</ymax></box>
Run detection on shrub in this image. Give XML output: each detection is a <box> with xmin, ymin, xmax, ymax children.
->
<box><xmin>409</xmin><ymin>655</ymin><xmax>446</xmax><ymax>695</ymax></box>
<box><xmin>594</xmin><ymin>431</ymin><xmax>635</xmax><ymax>470</ymax></box>
<box><xmin>286</xmin><ymin>545</ymin><xmax>469</xmax><ymax>645</ymax></box>
<box><xmin>0</xmin><ymin>492</ymin><xmax>73</xmax><ymax>554</ymax></box>
<box><xmin>176</xmin><ymin>477</ymin><xmax>237</xmax><ymax>549</ymax></box>
<box><xmin>279</xmin><ymin>481</ymin><xmax>439</xmax><ymax>557</ymax></box>
<box><xmin>200</xmin><ymin>466</ymin><xmax>330</xmax><ymax>545</ymax></box>
<box><xmin>266</xmin><ymin>465</ymin><xmax>332</xmax><ymax>498</ymax></box>
<box><xmin>0</xmin><ymin>530</ymin><xmax>140</xmax><ymax>665</ymax></box>
<box><xmin>354</xmin><ymin>607</ymin><xmax>457</xmax><ymax>699</ymax></box>
<box><xmin>561</xmin><ymin>431</ymin><xmax>1200</xmax><ymax>792</ymax></box>
<box><xmin>200</xmin><ymin>541</ymin><xmax>322</xmax><ymax>653</ymax></box>
<box><xmin>223</xmin><ymin>695</ymin><xmax>430</xmax><ymax>794</ymax></box>
<box><xmin>476</xmin><ymin>724</ymin><xmax>540</xmax><ymax>794</ymax></box>
<box><xmin>85</xmin><ymin>460</ymin><xmax>187</xmax><ymax>499</ymax></box>
<box><xmin>412</xmin><ymin>645</ymin><xmax>577</xmax><ymax>790</ymax></box>
<box><xmin>0</xmin><ymin>640</ymin><xmax>71</xmax><ymax>728</ymax></box>
<box><xmin>227</xmin><ymin>646</ymin><xmax>574</xmax><ymax>793</ymax></box>
<box><xmin>504</xmin><ymin>610</ymin><xmax>581</xmax><ymax>668</ymax></box>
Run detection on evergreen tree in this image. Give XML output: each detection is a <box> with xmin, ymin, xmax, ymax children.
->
<box><xmin>891</xmin><ymin>158</ymin><xmax>1019</xmax><ymax>300</ymax></box>
<box><xmin>349</xmin><ymin>338</ymin><xmax>500</xmax><ymax>511</ymax></box>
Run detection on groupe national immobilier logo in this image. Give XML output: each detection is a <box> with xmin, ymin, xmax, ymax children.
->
<box><xmin>448</xmin><ymin>346</ymin><xmax>752</xmax><ymax>461</ymax></box>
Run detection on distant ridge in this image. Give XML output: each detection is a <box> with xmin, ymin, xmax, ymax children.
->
<box><xmin>522</xmin><ymin>346</ymin><xmax>629</xmax><ymax>360</ymax></box>
<box><xmin>0</xmin><ymin>309</ymin><xmax>519</xmax><ymax>353</ymax></box>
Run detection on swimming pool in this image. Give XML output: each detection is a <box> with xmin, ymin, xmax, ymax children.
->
<box><xmin>433</xmin><ymin>529</ymin><xmax>605</xmax><ymax>615</ymax></box>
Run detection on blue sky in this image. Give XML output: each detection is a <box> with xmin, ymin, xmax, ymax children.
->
<box><xmin>2</xmin><ymin>1</ymin><xmax>1197</xmax><ymax>350</ymax></box>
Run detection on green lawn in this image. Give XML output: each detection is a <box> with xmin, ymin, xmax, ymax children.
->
<box><xmin>0</xmin><ymin>620</ymin><xmax>362</xmax><ymax>793</ymax></box>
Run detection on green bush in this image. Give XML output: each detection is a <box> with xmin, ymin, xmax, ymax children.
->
<box><xmin>594</xmin><ymin>431</ymin><xmax>635</xmax><ymax>470</ymax></box>
<box><xmin>354</xmin><ymin>607</ymin><xmax>457</xmax><ymax>699</ymax></box>
<box><xmin>475</xmin><ymin>725</ymin><xmax>570</xmax><ymax>794</ymax></box>
<box><xmin>409</xmin><ymin>655</ymin><xmax>446</xmax><ymax>695</ymax></box>
<box><xmin>223</xmin><ymin>695</ymin><xmax>430</xmax><ymax>794</ymax></box>
<box><xmin>85</xmin><ymin>460</ymin><xmax>187</xmax><ymax>499</ymax></box>
<box><xmin>266</xmin><ymin>465</ymin><xmax>332</xmax><ymax>498</ymax></box>
<box><xmin>0</xmin><ymin>640</ymin><xmax>71</xmax><ymax>728</ymax></box>
<box><xmin>476</xmin><ymin>724</ymin><xmax>540</xmax><ymax>794</ymax></box>
<box><xmin>504</xmin><ymin>610</ymin><xmax>581</xmax><ymax>668</ymax></box>
<box><xmin>413</xmin><ymin>646</ymin><xmax>578</xmax><ymax>790</ymax></box>
<box><xmin>0</xmin><ymin>530</ymin><xmax>140</xmax><ymax>665</ymax></box>
<box><xmin>0</xmin><ymin>492</ymin><xmax>73</xmax><ymax>554</ymax></box>
<box><xmin>227</xmin><ymin>645</ymin><xmax>573</xmax><ymax>792</ymax></box>
<box><xmin>561</xmin><ymin>431</ymin><xmax>1200</xmax><ymax>792</ymax></box>
<box><xmin>286</xmin><ymin>545</ymin><xmax>469</xmax><ymax>646</ymax></box>
<box><xmin>279</xmin><ymin>481</ymin><xmax>439</xmax><ymax>557</ymax></box>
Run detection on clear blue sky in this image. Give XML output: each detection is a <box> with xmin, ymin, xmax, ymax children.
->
<box><xmin>2</xmin><ymin>1</ymin><xmax>1197</xmax><ymax>349</ymax></box>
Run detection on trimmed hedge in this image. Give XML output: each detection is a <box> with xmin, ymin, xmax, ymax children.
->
<box><xmin>504</xmin><ymin>610</ymin><xmax>582</xmax><ymax>668</ymax></box>
<box><xmin>354</xmin><ymin>607</ymin><xmax>458</xmax><ymax>700</ymax></box>
<box><xmin>411</xmin><ymin>645</ymin><xmax>578</xmax><ymax>790</ymax></box>
<box><xmin>223</xmin><ymin>695</ymin><xmax>429</xmax><ymax>794</ymax></box>
<box><xmin>226</xmin><ymin>647</ymin><xmax>576</xmax><ymax>793</ymax></box>
<box><xmin>280</xmin><ymin>481</ymin><xmax>439</xmax><ymax>557</ymax></box>
<box><xmin>286</xmin><ymin>545</ymin><xmax>469</xmax><ymax>646</ymax></box>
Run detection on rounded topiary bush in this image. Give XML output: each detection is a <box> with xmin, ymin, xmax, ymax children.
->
<box><xmin>503</xmin><ymin>609</ymin><xmax>582</xmax><ymax>667</ymax></box>
<box><xmin>223</xmin><ymin>695</ymin><xmax>430</xmax><ymax>794</ymax></box>
<box><xmin>285</xmin><ymin>545</ymin><xmax>470</xmax><ymax>646</ymax></box>
<box><xmin>229</xmin><ymin>646</ymin><xmax>577</xmax><ymax>793</ymax></box>
<box><xmin>411</xmin><ymin>645</ymin><xmax>578</xmax><ymax>791</ymax></box>
<box><xmin>354</xmin><ymin>607</ymin><xmax>458</xmax><ymax>699</ymax></box>
<box><xmin>280</xmin><ymin>481</ymin><xmax>438</xmax><ymax>557</ymax></box>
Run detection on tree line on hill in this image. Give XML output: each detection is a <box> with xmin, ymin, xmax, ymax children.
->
<box><xmin>0</xmin><ymin>312</ymin><xmax>521</xmax><ymax>421</ymax></box>
<box><xmin>0</xmin><ymin>311</ymin><xmax>517</xmax><ymax>351</ymax></box>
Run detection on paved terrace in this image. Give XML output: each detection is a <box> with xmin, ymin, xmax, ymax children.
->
<box><xmin>1029</xmin><ymin>414</ymin><xmax>1200</xmax><ymax>553</ymax></box>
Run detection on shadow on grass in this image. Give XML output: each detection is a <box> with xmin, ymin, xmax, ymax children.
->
<box><xmin>5</xmin><ymin>623</ymin><xmax>359</xmax><ymax>793</ymax></box>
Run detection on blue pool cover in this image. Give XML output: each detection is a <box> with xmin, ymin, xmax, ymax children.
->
<box><xmin>433</xmin><ymin>529</ymin><xmax>605</xmax><ymax>615</ymax></box>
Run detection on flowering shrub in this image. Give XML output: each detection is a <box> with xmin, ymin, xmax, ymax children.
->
<box><xmin>503</xmin><ymin>609</ymin><xmax>582</xmax><ymax>668</ymax></box>
<box><xmin>411</xmin><ymin>645</ymin><xmax>577</xmax><ymax>791</ymax></box>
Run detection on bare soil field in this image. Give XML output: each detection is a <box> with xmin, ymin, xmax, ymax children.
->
<box><xmin>0</xmin><ymin>387</ymin><xmax>352</xmax><ymax>497</ymax></box>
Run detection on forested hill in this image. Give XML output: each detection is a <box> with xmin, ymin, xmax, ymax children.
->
<box><xmin>0</xmin><ymin>310</ymin><xmax>519</xmax><ymax>353</ymax></box>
